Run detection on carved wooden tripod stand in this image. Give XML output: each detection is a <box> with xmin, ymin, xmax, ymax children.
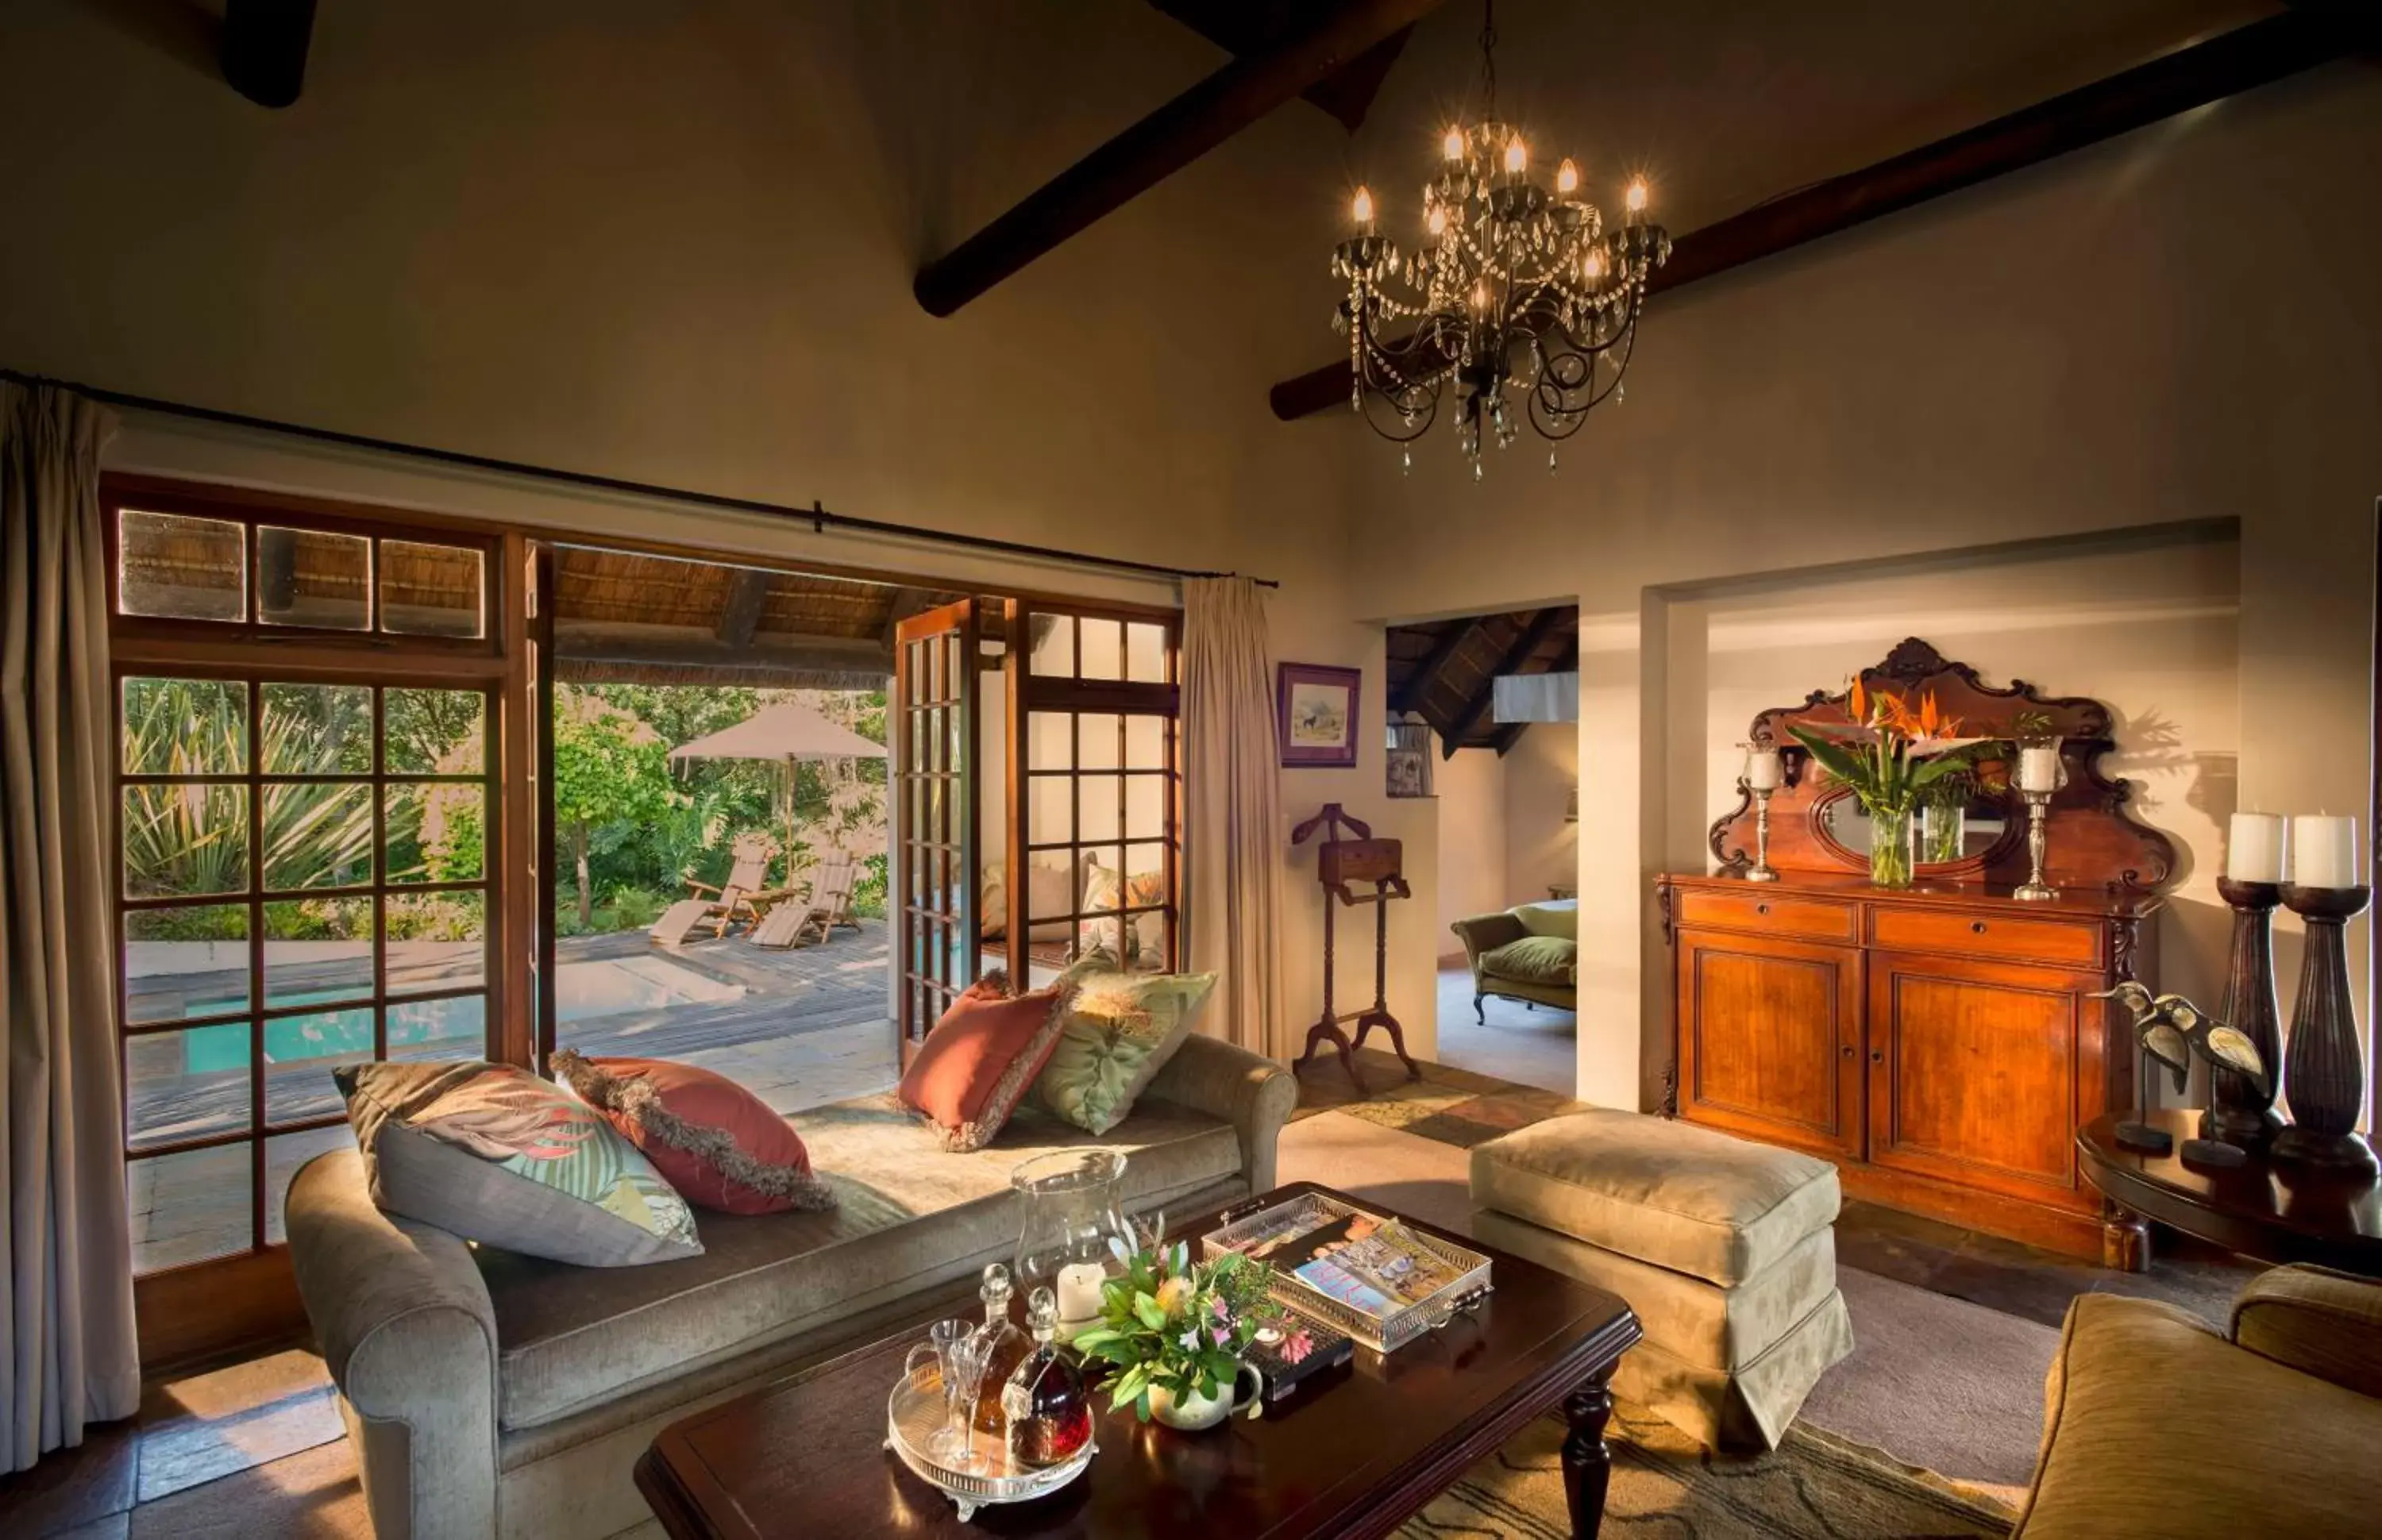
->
<box><xmin>1290</xmin><ymin>803</ymin><xmax>1420</xmax><ymax>1088</ymax></box>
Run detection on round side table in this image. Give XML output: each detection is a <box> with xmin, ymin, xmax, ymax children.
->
<box><xmin>2076</xmin><ymin>1108</ymin><xmax>2382</xmax><ymax>1276</ymax></box>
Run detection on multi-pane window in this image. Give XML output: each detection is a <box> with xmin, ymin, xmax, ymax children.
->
<box><xmin>107</xmin><ymin>490</ymin><xmax>503</xmax><ymax>1276</ymax></box>
<box><xmin>1016</xmin><ymin>609</ymin><xmax>1181</xmax><ymax>980</ymax></box>
<box><xmin>118</xmin><ymin>676</ymin><xmax>495</xmax><ymax>1270</ymax></box>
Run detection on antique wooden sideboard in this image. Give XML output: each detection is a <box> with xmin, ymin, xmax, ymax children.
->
<box><xmin>1659</xmin><ymin>640</ymin><xmax>2176</xmax><ymax>1259</ymax></box>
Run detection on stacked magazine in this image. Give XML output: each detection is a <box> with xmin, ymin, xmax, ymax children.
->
<box><xmin>1204</xmin><ymin>1192</ymin><xmax>1487</xmax><ymax>1349</ymax></box>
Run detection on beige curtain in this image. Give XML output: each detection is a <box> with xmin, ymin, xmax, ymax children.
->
<box><xmin>1</xmin><ymin>382</ymin><xmax>140</xmax><ymax>1470</ymax></box>
<box><xmin>1181</xmin><ymin>576</ymin><xmax>1289</xmax><ymax>1060</ymax></box>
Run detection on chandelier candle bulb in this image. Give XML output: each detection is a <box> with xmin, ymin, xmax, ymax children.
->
<box><xmin>1351</xmin><ymin>186</ymin><xmax>1375</xmax><ymax>231</ymax></box>
<box><xmin>1443</xmin><ymin>126</ymin><xmax>1465</xmax><ymax>160</ymax></box>
<box><xmin>1504</xmin><ymin>135</ymin><xmax>1527</xmax><ymax>174</ymax></box>
<box><xmin>2227</xmin><ymin>812</ymin><xmax>2287</xmax><ymax>884</ymax></box>
<box><xmin>2293</xmin><ymin>815</ymin><xmax>2359</xmax><ymax>890</ymax></box>
<box><xmin>1556</xmin><ymin>157</ymin><xmax>1579</xmax><ymax>194</ymax></box>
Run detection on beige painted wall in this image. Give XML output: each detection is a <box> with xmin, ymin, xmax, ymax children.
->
<box><xmin>1434</xmin><ymin>738</ymin><xmax>1509</xmax><ymax>948</ymax></box>
<box><xmin>1505</xmin><ymin>725</ymin><xmax>1579</xmax><ymax>906</ymax></box>
<box><xmin>1341</xmin><ymin>65</ymin><xmax>2381</xmax><ymax>1109</ymax></box>
<box><xmin>0</xmin><ymin>0</ymin><xmax>1450</xmax><ymax>1062</ymax></box>
<box><xmin>1677</xmin><ymin>529</ymin><xmax>2241</xmax><ymax>1101</ymax></box>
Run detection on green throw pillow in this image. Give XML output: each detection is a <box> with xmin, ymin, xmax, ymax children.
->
<box><xmin>1029</xmin><ymin>958</ymin><xmax>1218</xmax><ymax>1136</ymax></box>
<box><xmin>1483</xmin><ymin>934</ymin><xmax>1575</xmax><ymax>985</ymax></box>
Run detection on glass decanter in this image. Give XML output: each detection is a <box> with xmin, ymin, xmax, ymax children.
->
<box><xmin>969</xmin><ymin>1263</ymin><xmax>1034</xmax><ymax>1438</ymax></box>
<box><xmin>1000</xmin><ymin>1287</ymin><xmax>1094</xmax><ymax>1469</ymax></box>
<box><xmin>1011</xmin><ymin>1149</ymin><xmax>1133</xmax><ymax>1341</ymax></box>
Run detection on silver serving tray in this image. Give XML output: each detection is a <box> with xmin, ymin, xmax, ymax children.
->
<box><xmin>883</xmin><ymin>1364</ymin><xmax>1096</xmax><ymax>1522</ymax></box>
<box><xmin>1202</xmin><ymin>1193</ymin><xmax>1494</xmax><ymax>1353</ymax></box>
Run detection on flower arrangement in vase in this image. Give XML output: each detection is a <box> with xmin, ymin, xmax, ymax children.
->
<box><xmin>1070</xmin><ymin>1238</ymin><xmax>1314</xmax><ymax>1430</ymax></box>
<box><xmin>1788</xmin><ymin>680</ymin><xmax>1997</xmax><ymax>888</ymax></box>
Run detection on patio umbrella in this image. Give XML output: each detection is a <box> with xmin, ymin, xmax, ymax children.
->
<box><xmin>669</xmin><ymin>703</ymin><xmax>888</xmax><ymax>880</ymax></box>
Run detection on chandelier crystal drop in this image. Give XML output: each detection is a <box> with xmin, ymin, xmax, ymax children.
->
<box><xmin>1328</xmin><ymin>1</ymin><xmax>1670</xmax><ymax>477</ymax></box>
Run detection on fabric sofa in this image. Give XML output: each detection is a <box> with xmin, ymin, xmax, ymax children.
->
<box><xmin>1450</xmin><ymin>899</ymin><xmax>1578</xmax><ymax>1020</ymax></box>
<box><xmin>287</xmin><ymin>1033</ymin><xmax>1294</xmax><ymax>1540</ymax></box>
<box><xmin>2014</xmin><ymin>1264</ymin><xmax>2382</xmax><ymax>1538</ymax></box>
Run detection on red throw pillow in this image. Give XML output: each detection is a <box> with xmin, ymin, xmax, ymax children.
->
<box><xmin>551</xmin><ymin>1051</ymin><xmax>834</xmax><ymax>1216</ymax></box>
<box><xmin>898</xmin><ymin>970</ymin><xmax>1072</xmax><ymax>1152</ymax></box>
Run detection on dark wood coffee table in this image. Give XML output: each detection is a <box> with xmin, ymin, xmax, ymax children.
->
<box><xmin>2078</xmin><ymin>1108</ymin><xmax>2382</xmax><ymax>1276</ymax></box>
<box><xmin>635</xmin><ymin>1180</ymin><xmax>1641</xmax><ymax>1538</ymax></box>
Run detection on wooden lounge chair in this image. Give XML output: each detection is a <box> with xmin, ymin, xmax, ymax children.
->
<box><xmin>650</xmin><ymin>832</ymin><xmax>781</xmax><ymax>945</ymax></box>
<box><xmin>750</xmin><ymin>849</ymin><xmax>862</xmax><ymax>949</ymax></box>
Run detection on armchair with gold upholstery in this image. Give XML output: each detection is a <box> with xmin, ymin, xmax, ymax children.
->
<box><xmin>1449</xmin><ymin>900</ymin><xmax>1578</xmax><ymax>1022</ymax></box>
<box><xmin>2014</xmin><ymin>1263</ymin><xmax>2382</xmax><ymax>1538</ymax></box>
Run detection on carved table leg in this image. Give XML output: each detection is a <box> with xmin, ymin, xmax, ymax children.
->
<box><xmin>1561</xmin><ymin>1373</ymin><xmax>1616</xmax><ymax>1540</ymax></box>
<box><xmin>2101</xmin><ymin>1203</ymin><xmax>2150</xmax><ymax>1273</ymax></box>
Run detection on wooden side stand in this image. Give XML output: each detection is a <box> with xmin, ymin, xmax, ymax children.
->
<box><xmin>1290</xmin><ymin>803</ymin><xmax>1420</xmax><ymax>1088</ymax></box>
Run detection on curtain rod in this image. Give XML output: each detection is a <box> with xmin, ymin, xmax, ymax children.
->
<box><xmin>1</xmin><ymin>367</ymin><xmax>1281</xmax><ymax>591</ymax></box>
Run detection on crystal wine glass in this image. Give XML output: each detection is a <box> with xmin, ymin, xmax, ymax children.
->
<box><xmin>940</xmin><ymin>1330</ymin><xmax>993</xmax><ymax>1473</ymax></box>
<box><xmin>917</xmin><ymin>1319</ymin><xmax>973</xmax><ymax>1463</ymax></box>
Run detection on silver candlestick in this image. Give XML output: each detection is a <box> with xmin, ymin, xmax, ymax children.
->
<box><xmin>1747</xmin><ymin>787</ymin><xmax>1779</xmax><ymax>883</ymax></box>
<box><xmin>2014</xmin><ymin>789</ymin><xmax>2056</xmax><ymax>901</ymax></box>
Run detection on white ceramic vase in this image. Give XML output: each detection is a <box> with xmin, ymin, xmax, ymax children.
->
<box><xmin>1147</xmin><ymin>1362</ymin><xmax>1265</xmax><ymax>1430</ymax></box>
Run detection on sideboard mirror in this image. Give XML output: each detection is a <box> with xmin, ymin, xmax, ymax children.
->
<box><xmin>1812</xmin><ymin>784</ymin><xmax>2018</xmax><ymax>871</ymax></box>
<box><xmin>1707</xmin><ymin>637</ymin><xmax>2175</xmax><ymax>893</ymax></box>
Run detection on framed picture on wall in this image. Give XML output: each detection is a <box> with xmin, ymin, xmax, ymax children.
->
<box><xmin>1278</xmin><ymin>662</ymin><xmax>1361</xmax><ymax>768</ymax></box>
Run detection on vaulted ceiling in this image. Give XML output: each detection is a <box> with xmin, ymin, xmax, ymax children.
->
<box><xmin>1387</xmin><ymin>605</ymin><xmax>1578</xmax><ymax>755</ymax></box>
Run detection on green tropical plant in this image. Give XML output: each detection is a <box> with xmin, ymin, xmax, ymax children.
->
<box><xmin>1070</xmin><ymin>1243</ymin><xmax>1294</xmax><ymax>1422</ymax></box>
<box><xmin>553</xmin><ymin>691</ymin><xmax>677</xmax><ymax>927</ymax></box>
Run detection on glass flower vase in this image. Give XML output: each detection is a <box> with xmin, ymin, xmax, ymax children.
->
<box><xmin>1868</xmin><ymin>805</ymin><xmax>1914</xmax><ymax>888</ymax></box>
<box><xmin>1921</xmin><ymin>799</ymin><xmax>1964</xmax><ymax>864</ymax></box>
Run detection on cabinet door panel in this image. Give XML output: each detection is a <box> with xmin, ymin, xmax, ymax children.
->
<box><xmin>1677</xmin><ymin>930</ymin><xmax>1862</xmax><ymax>1157</ymax></box>
<box><xmin>1867</xmin><ymin>951</ymin><xmax>2103</xmax><ymax>1208</ymax></box>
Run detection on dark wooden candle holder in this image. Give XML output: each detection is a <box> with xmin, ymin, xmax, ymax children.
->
<box><xmin>2273</xmin><ymin>884</ymin><xmax>2377</xmax><ymax>1173</ymax></box>
<box><xmin>2203</xmin><ymin>876</ymin><xmax>2284</xmax><ymax>1147</ymax></box>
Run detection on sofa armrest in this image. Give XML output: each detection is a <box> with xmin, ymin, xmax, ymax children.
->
<box><xmin>1146</xmin><ymin>1033</ymin><xmax>1297</xmax><ymax>1192</ymax></box>
<box><xmin>1450</xmin><ymin>913</ymin><xmax>1528</xmax><ymax>972</ymax></box>
<box><xmin>2230</xmin><ymin>1264</ymin><xmax>2382</xmax><ymax>1399</ymax></box>
<box><xmin>287</xmin><ymin>1149</ymin><xmax>499</xmax><ymax>1540</ymax></box>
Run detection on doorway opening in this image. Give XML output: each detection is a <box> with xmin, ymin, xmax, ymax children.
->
<box><xmin>1385</xmin><ymin>604</ymin><xmax>1579</xmax><ymax>1095</ymax></box>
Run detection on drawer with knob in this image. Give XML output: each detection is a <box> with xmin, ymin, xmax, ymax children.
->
<box><xmin>1675</xmin><ymin>888</ymin><xmax>1858</xmax><ymax>943</ymax></box>
<box><xmin>1866</xmin><ymin>905</ymin><xmax>2102</xmax><ymax>968</ymax></box>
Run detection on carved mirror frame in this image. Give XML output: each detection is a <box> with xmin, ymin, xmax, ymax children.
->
<box><xmin>1706</xmin><ymin>637</ymin><xmax>2176</xmax><ymax>893</ymax></box>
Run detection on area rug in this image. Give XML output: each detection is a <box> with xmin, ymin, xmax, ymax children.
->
<box><xmin>1399</xmin><ymin>1398</ymin><xmax>2014</xmax><ymax>1540</ymax></box>
<box><xmin>1798</xmin><ymin>1266</ymin><xmax>2056</xmax><ymax>1500</ymax></box>
<box><xmin>1293</xmin><ymin>1048</ymin><xmax>1590</xmax><ymax>1149</ymax></box>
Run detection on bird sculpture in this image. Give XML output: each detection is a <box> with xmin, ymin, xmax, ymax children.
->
<box><xmin>2090</xmin><ymin>983</ymin><xmax>2270</xmax><ymax>1104</ymax></box>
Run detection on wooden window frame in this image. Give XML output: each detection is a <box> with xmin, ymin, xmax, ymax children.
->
<box><xmin>1009</xmin><ymin>603</ymin><xmax>1184</xmax><ymax>978</ymax></box>
<box><xmin>104</xmin><ymin>477</ymin><xmax>513</xmax><ymax>1297</ymax></box>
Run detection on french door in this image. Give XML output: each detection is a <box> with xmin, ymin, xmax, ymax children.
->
<box><xmin>893</xmin><ymin>600</ymin><xmax>982</xmax><ymax>1050</ymax></box>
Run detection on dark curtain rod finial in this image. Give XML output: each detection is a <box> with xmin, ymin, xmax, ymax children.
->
<box><xmin>0</xmin><ymin>367</ymin><xmax>1279</xmax><ymax>591</ymax></box>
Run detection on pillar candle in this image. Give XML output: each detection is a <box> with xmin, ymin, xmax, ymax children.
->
<box><xmin>1054</xmin><ymin>1261</ymin><xmax>1107</xmax><ymax>1326</ymax></box>
<box><xmin>2017</xmin><ymin>745</ymin><xmax>2061</xmax><ymax>793</ymax></box>
<box><xmin>2291</xmin><ymin>814</ymin><xmax>2360</xmax><ymax>889</ymax></box>
<box><xmin>2226</xmin><ymin>812</ymin><xmax>2285</xmax><ymax>883</ymax></box>
<box><xmin>1745</xmin><ymin>748</ymin><xmax>1783</xmax><ymax>791</ymax></box>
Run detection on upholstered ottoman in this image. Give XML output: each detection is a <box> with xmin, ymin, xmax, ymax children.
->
<box><xmin>1470</xmin><ymin>1110</ymin><xmax>1852</xmax><ymax>1450</ymax></box>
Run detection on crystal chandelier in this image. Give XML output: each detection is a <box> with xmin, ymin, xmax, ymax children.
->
<box><xmin>1329</xmin><ymin>2</ymin><xmax>1670</xmax><ymax>479</ymax></box>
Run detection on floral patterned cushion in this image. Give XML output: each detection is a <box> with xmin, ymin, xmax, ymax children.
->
<box><xmin>1027</xmin><ymin>959</ymin><xmax>1217</xmax><ymax>1137</ymax></box>
<box><xmin>336</xmin><ymin>1060</ymin><xmax>701</xmax><ymax>1267</ymax></box>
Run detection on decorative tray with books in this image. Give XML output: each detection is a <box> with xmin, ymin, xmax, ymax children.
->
<box><xmin>1200</xmin><ymin>1192</ymin><xmax>1493</xmax><ymax>1353</ymax></box>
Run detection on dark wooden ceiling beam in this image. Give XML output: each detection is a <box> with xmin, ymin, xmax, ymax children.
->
<box><xmin>1443</xmin><ymin>607</ymin><xmax>1564</xmax><ymax>757</ymax></box>
<box><xmin>715</xmin><ymin>569</ymin><xmax>772</xmax><ymax>649</ymax></box>
<box><xmin>557</xmin><ymin>621</ymin><xmax>891</xmax><ymax>678</ymax></box>
<box><xmin>1490</xmin><ymin>634</ymin><xmax>1578</xmax><ymax>757</ymax></box>
<box><xmin>1389</xmin><ymin>619</ymin><xmax>1482</xmax><ymax>716</ymax></box>
<box><xmin>222</xmin><ymin>0</ymin><xmax>316</xmax><ymax>109</ymax></box>
<box><xmin>915</xmin><ymin>0</ymin><xmax>1447</xmax><ymax>318</ymax></box>
<box><xmin>1150</xmin><ymin>2</ymin><xmax>1413</xmax><ymax>131</ymax></box>
<box><xmin>1270</xmin><ymin>10</ymin><xmax>2368</xmax><ymax>421</ymax></box>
